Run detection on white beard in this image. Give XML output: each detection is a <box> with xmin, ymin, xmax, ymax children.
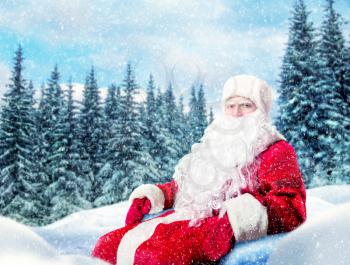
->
<box><xmin>172</xmin><ymin>109</ymin><xmax>284</xmax><ymax>226</ymax></box>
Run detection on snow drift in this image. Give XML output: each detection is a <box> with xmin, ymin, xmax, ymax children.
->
<box><xmin>0</xmin><ymin>216</ymin><xmax>108</xmax><ymax>265</ymax></box>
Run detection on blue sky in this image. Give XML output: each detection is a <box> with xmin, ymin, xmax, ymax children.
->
<box><xmin>0</xmin><ymin>0</ymin><xmax>349</xmax><ymax>113</ymax></box>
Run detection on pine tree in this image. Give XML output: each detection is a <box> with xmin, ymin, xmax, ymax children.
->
<box><xmin>139</xmin><ymin>100</ymin><xmax>161</xmax><ymax>183</ymax></box>
<box><xmin>196</xmin><ymin>84</ymin><xmax>208</xmax><ymax>139</ymax></box>
<box><xmin>341</xmin><ymin>41</ymin><xmax>350</xmax><ymax>115</ymax></box>
<box><xmin>177</xmin><ymin>94</ymin><xmax>191</xmax><ymax>156</ymax></box>
<box><xmin>65</xmin><ymin>79</ymin><xmax>89</xmax><ymax>191</ymax></box>
<box><xmin>139</xmin><ymin>75</ymin><xmax>162</xmax><ymax>183</ymax></box>
<box><xmin>317</xmin><ymin>0</ymin><xmax>348</xmax><ymax>107</ymax></box>
<box><xmin>44</xmin><ymin>66</ymin><xmax>66</xmax><ymax>182</ymax></box>
<box><xmin>308</xmin><ymin>0</ymin><xmax>350</xmax><ymax>185</ymax></box>
<box><xmin>143</xmin><ymin>75</ymin><xmax>157</xmax><ymax>150</ymax></box>
<box><xmin>29</xmin><ymin>82</ymin><xmax>48</xmax><ymax>215</ymax></box>
<box><xmin>78</xmin><ymin>67</ymin><xmax>104</xmax><ymax>201</ymax></box>
<box><xmin>187</xmin><ymin>84</ymin><xmax>208</xmax><ymax>144</ymax></box>
<box><xmin>276</xmin><ymin>0</ymin><xmax>317</xmax><ymax>186</ymax></box>
<box><xmin>188</xmin><ymin>86</ymin><xmax>198</xmax><ymax>144</ymax></box>
<box><xmin>342</xmin><ymin>43</ymin><xmax>350</xmax><ymax>183</ymax></box>
<box><xmin>161</xmin><ymin>83</ymin><xmax>185</xmax><ymax>180</ymax></box>
<box><xmin>143</xmin><ymin>75</ymin><xmax>157</xmax><ymax>147</ymax></box>
<box><xmin>34</xmin><ymin>83</ymin><xmax>50</xmax><ymax>219</ymax></box>
<box><xmin>97</xmin><ymin>64</ymin><xmax>158</xmax><ymax>203</ymax></box>
<box><xmin>343</xmin><ymin>43</ymin><xmax>350</xmax><ymax>117</ymax></box>
<box><xmin>43</xmin><ymin>76</ymin><xmax>92</xmax><ymax>222</ymax></box>
<box><xmin>93</xmin><ymin>83</ymin><xmax>122</xmax><ymax>206</ymax></box>
<box><xmin>145</xmin><ymin>87</ymin><xmax>176</xmax><ymax>182</ymax></box>
<box><xmin>0</xmin><ymin>46</ymin><xmax>44</xmax><ymax>225</ymax></box>
<box><xmin>38</xmin><ymin>66</ymin><xmax>64</xmax><ymax>188</ymax></box>
<box><xmin>104</xmin><ymin>84</ymin><xmax>118</xmax><ymax>121</ymax></box>
<box><xmin>94</xmin><ymin>84</ymin><xmax>126</xmax><ymax>206</ymax></box>
<box><xmin>103</xmin><ymin>84</ymin><xmax>119</xmax><ymax>160</ymax></box>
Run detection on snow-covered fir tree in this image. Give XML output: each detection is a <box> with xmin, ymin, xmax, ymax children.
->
<box><xmin>138</xmin><ymin>101</ymin><xmax>161</xmax><ymax>183</ymax></box>
<box><xmin>160</xmin><ymin>83</ymin><xmax>184</xmax><ymax>180</ymax></box>
<box><xmin>28</xmin><ymin>81</ymin><xmax>47</xmax><ymax>205</ymax></box>
<box><xmin>343</xmin><ymin>42</ymin><xmax>350</xmax><ymax>120</ymax></box>
<box><xmin>44</xmin><ymin>78</ymin><xmax>91</xmax><ymax>222</ymax></box>
<box><xmin>144</xmin><ymin>86</ymin><xmax>177</xmax><ymax>183</ymax></box>
<box><xmin>187</xmin><ymin>84</ymin><xmax>208</xmax><ymax>144</ymax></box>
<box><xmin>187</xmin><ymin>86</ymin><xmax>198</xmax><ymax>144</ymax></box>
<box><xmin>196</xmin><ymin>84</ymin><xmax>208</xmax><ymax>137</ymax></box>
<box><xmin>308</xmin><ymin>0</ymin><xmax>350</xmax><ymax>185</ymax></box>
<box><xmin>65</xmin><ymin>79</ymin><xmax>91</xmax><ymax>200</ymax></box>
<box><xmin>98</xmin><ymin>64</ymin><xmax>158</xmax><ymax>202</ymax></box>
<box><xmin>138</xmin><ymin>75</ymin><xmax>162</xmax><ymax>183</ymax></box>
<box><xmin>38</xmin><ymin>66</ymin><xmax>65</xmax><ymax>187</ymax></box>
<box><xmin>342</xmin><ymin>43</ymin><xmax>350</xmax><ymax>183</ymax></box>
<box><xmin>102</xmin><ymin>84</ymin><xmax>119</xmax><ymax>162</ymax></box>
<box><xmin>44</xmin><ymin>66</ymin><xmax>66</xmax><ymax>181</ymax></box>
<box><xmin>36</xmin><ymin>84</ymin><xmax>48</xmax><ymax>176</ymax></box>
<box><xmin>94</xmin><ymin>83</ymin><xmax>130</xmax><ymax>206</ymax></box>
<box><xmin>142</xmin><ymin>75</ymin><xmax>158</xmax><ymax>162</ymax></box>
<box><xmin>177</xmin><ymin>94</ymin><xmax>192</xmax><ymax>156</ymax></box>
<box><xmin>0</xmin><ymin>46</ymin><xmax>45</xmax><ymax>225</ymax></box>
<box><xmin>276</xmin><ymin>0</ymin><xmax>317</xmax><ymax>186</ymax></box>
<box><xmin>78</xmin><ymin>67</ymin><xmax>105</xmax><ymax>201</ymax></box>
<box><xmin>93</xmin><ymin>83</ymin><xmax>121</xmax><ymax>205</ymax></box>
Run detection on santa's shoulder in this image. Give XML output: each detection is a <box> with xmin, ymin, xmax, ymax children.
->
<box><xmin>259</xmin><ymin>140</ymin><xmax>297</xmax><ymax>162</ymax></box>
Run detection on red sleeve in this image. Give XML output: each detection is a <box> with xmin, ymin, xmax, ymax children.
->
<box><xmin>252</xmin><ymin>140</ymin><xmax>307</xmax><ymax>235</ymax></box>
<box><xmin>156</xmin><ymin>179</ymin><xmax>178</xmax><ymax>210</ymax></box>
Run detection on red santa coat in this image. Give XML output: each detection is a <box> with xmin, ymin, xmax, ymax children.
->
<box><xmin>92</xmin><ymin>140</ymin><xmax>307</xmax><ymax>265</ymax></box>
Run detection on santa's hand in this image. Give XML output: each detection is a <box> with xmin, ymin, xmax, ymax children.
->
<box><xmin>202</xmin><ymin>213</ymin><xmax>235</xmax><ymax>261</ymax></box>
<box><xmin>125</xmin><ymin>197</ymin><xmax>151</xmax><ymax>226</ymax></box>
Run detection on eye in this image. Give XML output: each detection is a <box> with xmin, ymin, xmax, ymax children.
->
<box><xmin>240</xmin><ymin>103</ymin><xmax>252</xmax><ymax>108</ymax></box>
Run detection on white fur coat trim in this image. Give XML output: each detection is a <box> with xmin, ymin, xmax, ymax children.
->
<box><xmin>224</xmin><ymin>193</ymin><xmax>268</xmax><ymax>242</ymax></box>
<box><xmin>129</xmin><ymin>184</ymin><xmax>165</xmax><ymax>214</ymax></box>
<box><xmin>117</xmin><ymin>212</ymin><xmax>185</xmax><ymax>265</ymax></box>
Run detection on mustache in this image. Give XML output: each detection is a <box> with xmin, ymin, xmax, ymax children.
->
<box><xmin>204</xmin><ymin>111</ymin><xmax>264</xmax><ymax>138</ymax></box>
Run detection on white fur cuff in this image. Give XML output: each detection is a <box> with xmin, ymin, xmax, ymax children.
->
<box><xmin>223</xmin><ymin>193</ymin><xmax>268</xmax><ymax>242</ymax></box>
<box><xmin>129</xmin><ymin>184</ymin><xmax>165</xmax><ymax>214</ymax></box>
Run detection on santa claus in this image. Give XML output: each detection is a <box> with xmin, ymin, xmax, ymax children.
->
<box><xmin>92</xmin><ymin>74</ymin><xmax>307</xmax><ymax>265</ymax></box>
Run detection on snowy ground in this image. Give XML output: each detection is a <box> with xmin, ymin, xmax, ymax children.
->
<box><xmin>1</xmin><ymin>185</ymin><xmax>350</xmax><ymax>265</ymax></box>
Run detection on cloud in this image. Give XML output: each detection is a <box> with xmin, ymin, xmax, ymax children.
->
<box><xmin>128</xmin><ymin>25</ymin><xmax>288</xmax><ymax>111</ymax></box>
<box><xmin>0</xmin><ymin>0</ymin><xmax>228</xmax><ymax>46</ymax></box>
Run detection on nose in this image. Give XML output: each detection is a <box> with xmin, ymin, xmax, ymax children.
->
<box><xmin>231</xmin><ymin>106</ymin><xmax>242</xmax><ymax>117</ymax></box>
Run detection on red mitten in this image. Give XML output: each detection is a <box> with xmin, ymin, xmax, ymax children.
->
<box><xmin>201</xmin><ymin>213</ymin><xmax>235</xmax><ymax>261</ymax></box>
<box><xmin>125</xmin><ymin>197</ymin><xmax>151</xmax><ymax>226</ymax></box>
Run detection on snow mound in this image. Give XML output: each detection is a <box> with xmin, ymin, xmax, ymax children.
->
<box><xmin>305</xmin><ymin>195</ymin><xmax>335</xmax><ymax>221</ymax></box>
<box><xmin>306</xmin><ymin>185</ymin><xmax>350</xmax><ymax>205</ymax></box>
<box><xmin>0</xmin><ymin>216</ymin><xmax>56</xmax><ymax>257</ymax></box>
<box><xmin>33</xmin><ymin>201</ymin><xmax>129</xmax><ymax>256</ymax></box>
<box><xmin>0</xmin><ymin>216</ymin><xmax>108</xmax><ymax>265</ymax></box>
<box><xmin>268</xmin><ymin>202</ymin><xmax>350</xmax><ymax>265</ymax></box>
<box><xmin>220</xmin><ymin>233</ymin><xmax>286</xmax><ymax>265</ymax></box>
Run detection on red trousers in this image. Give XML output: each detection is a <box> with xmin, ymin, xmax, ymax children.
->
<box><xmin>92</xmin><ymin>210</ymin><xmax>234</xmax><ymax>265</ymax></box>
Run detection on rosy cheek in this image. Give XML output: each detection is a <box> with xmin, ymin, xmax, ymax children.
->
<box><xmin>224</xmin><ymin>108</ymin><xmax>232</xmax><ymax>116</ymax></box>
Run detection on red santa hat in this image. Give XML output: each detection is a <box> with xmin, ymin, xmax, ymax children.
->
<box><xmin>221</xmin><ymin>74</ymin><xmax>276</xmax><ymax>118</ymax></box>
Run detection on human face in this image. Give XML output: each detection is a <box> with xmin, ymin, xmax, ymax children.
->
<box><xmin>224</xmin><ymin>96</ymin><xmax>257</xmax><ymax>117</ymax></box>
